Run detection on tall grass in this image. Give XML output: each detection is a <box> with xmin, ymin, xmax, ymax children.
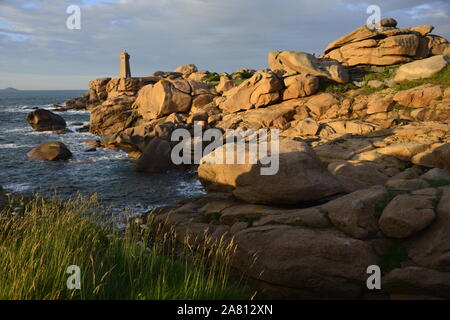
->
<box><xmin>0</xmin><ymin>194</ymin><xmax>248</xmax><ymax>300</ymax></box>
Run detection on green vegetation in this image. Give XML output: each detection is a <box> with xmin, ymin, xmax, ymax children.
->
<box><xmin>319</xmin><ymin>79</ymin><xmax>358</xmax><ymax>94</ymax></box>
<box><xmin>393</xmin><ymin>104</ymin><xmax>415</xmax><ymax>112</ymax></box>
<box><xmin>210</xmin><ymin>212</ymin><xmax>222</xmax><ymax>222</ymax></box>
<box><xmin>380</xmin><ymin>243</ymin><xmax>409</xmax><ymax>274</ymax></box>
<box><xmin>319</xmin><ymin>208</ymin><xmax>329</xmax><ymax>218</ymax></box>
<box><xmin>242</xmin><ymin>217</ymin><xmax>259</xmax><ymax>228</ymax></box>
<box><xmin>231</xmin><ymin>71</ymin><xmax>254</xmax><ymax>80</ymax></box>
<box><xmin>204</xmin><ymin>72</ymin><xmax>221</xmax><ymax>85</ymax></box>
<box><xmin>0</xmin><ymin>194</ymin><xmax>249</xmax><ymax>300</ymax></box>
<box><xmin>425</xmin><ymin>179</ymin><xmax>450</xmax><ymax>188</ymax></box>
<box><xmin>362</xmin><ymin>65</ymin><xmax>399</xmax><ymax>83</ymax></box>
<box><xmin>393</xmin><ymin>64</ymin><xmax>450</xmax><ymax>91</ymax></box>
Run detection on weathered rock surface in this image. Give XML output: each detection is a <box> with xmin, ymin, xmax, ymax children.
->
<box><xmin>379</xmin><ymin>194</ymin><xmax>436</xmax><ymax>238</ymax></box>
<box><xmin>282</xmin><ymin>74</ymin><xmax>319</xmax><ymax>100</ymax></box>
<box><xmin>268</xmin><ymin>51</ymin><xmax>349</xmax><ymax>83</ymax></box>
<box><xmin>134</xmin><ymin>80</ymin><xmax>193</xmax><ymax>120</ymax></box>
<box><xmin>90</xmin><ymin>104</ymin><xmax>134</xmax><ymax>135</ymax></box>
<box><xmin>382</xmin><ymin>267</ymin><xmax>450</xmax><ymax>299</ymax></box>
<box><xmin>27</xmin><ymin>142</ymin><xmax>72</xmax><ymax>161</ymax></box>
<box><xmin>322</xmin><ymin>186</ymin><xmax>388</xmax><ymax>239</ymax></box>
<box><xmin>26</xmin><ymin>109</ymin><xmax>67</xmax><ymax>131</ymax></box>
<box><xmin>324</xmin><ymin>18</ymin><xmax>448</xmax><ymax>66</ymax></box>
<box><xmin>233</xmin><ymin>225</ymin><xmax>379</xmax><ymax>299</ymax></box>
<box><xmin>133</xmin><ymin>137</ymin><xmax>181</xmax><ymax>173</ymax></box>
<box><xmin>394</xmin><ymin>55</ymin><xmax>449</xmax><ymax>82</ymax></box>
<box><xmin>218</xmin><ymin>71</ymin><xmax>283</xmax><ymax>113</ymax></box>
<box><xmin>407</xmin><ymin>186</ymin><xmax>450</xmax><ymax>272</ymax></box>
<box><xmin>198</xmin><ymin>138</ymin><xmax>343</xmax><ymax>205</ymax></box>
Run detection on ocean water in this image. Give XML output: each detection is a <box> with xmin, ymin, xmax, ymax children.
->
<box><xmin>0</xmin><ymin>90</ymin><xmax>204</xmax><ymax>214</ymax></box>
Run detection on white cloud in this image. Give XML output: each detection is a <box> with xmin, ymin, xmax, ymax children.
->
<box><xmin>0</xmin><ymin>0</ymin><xmax>449</xmax><ymax>89</ymax></box>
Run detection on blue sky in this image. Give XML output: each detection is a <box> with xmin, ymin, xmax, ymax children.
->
<box><xmin>0</xmin><ymin>0</ymin><xmax>449</xmax><ymax>89</ymax></box>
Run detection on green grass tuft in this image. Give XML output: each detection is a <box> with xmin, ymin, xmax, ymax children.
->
<box><xmin>393</xmin><ymin>64</ymin><xmax>450</xmax><ymax>91</ymax></box>
<box><xmin>380</xmin><ymin>243</ymin><xmax>409</xmax><ymax>274</ymax></box>
<box><xmin>0</xmin><ymin>194</ymin><xmax>249</xmax><ymax>300</ymax></box>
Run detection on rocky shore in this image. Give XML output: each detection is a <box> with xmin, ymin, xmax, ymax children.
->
<box><xmin>15</xmin><ymin>18</ymin><xmax>450</xmax><ymax>299</ymax></box>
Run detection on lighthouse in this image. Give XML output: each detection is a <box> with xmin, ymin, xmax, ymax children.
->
<box><xmin>119</xmin><ymin>51</ymin><xmax>131</xmax><ymax>78</ymax></box>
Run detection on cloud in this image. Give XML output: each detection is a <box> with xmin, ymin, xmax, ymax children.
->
<box><xmin>0</xmin><ymin>0</ymin><xmax>449</xmax><ymax>89</ymax></box>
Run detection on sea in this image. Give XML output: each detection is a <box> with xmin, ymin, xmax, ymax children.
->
<box><xmin>0</xmin><ymin>90</ymin><xmax>204</xmax><ymax>214</ymax></box>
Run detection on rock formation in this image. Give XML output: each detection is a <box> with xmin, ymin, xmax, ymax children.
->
<box><xmin>60</xmin><ymin>17</ymin><xmax>450</xmax><ymax>299</ymax></box>
<box><xmin>27</xmin><ymin>142</ymin><xmax>72</xmax><ymax>161</ymax></box>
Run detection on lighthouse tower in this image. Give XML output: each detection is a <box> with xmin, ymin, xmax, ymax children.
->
<box><xmin>119</xmin><ymin>51</ymin><xmax>131</xmax><ymax>78</ymax></box>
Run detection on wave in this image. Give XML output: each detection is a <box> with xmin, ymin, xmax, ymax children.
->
<box><xmin>0</xmin><ymin>143</ymin><xmax>33</xmax><ymax>149</ymax></box>
<box><xmin>3</xmin><ymin>182</ymin><xmax>34</xmax><ymax>193</ymax></box>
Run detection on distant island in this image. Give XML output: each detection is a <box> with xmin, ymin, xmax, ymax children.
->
<box><xmin>1</xmin><ymin>87</ymin><xmax>20</xmax><ymax>91</ymax></box>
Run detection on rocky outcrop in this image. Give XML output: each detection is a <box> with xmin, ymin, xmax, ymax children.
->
<box><xmin>324</xmin><ymin>18</ymin><xmax>450</xmax><ymax>66</ymax></box>
<box><xmin>198</xmin><ymin>138</ymin><xmax>343</xmax><ymax>205</ymax></box>
<box><xmin>379</xmin><ymin>194</ymin><xmax>436</xmax><ymax>238</ymax></box>
<box><xmin>26</xmin><ymin>109</ymin><xmax>67</xmax><ymax>132</ymax></box>
<box><xmin>233</xmin><ymin>225</ymin><xmax>379</xmax><ymax>299</ymax></box>
<box><xmin>133</xmin><ymin>137</ymin><xmax>182</xmax><ymax>173</ymax></box>
<box><xmin>394</xmin><ymin>55</ymin><xmax>449</xmax><ymax>82</ymax></box>
<box><xmin>90</xmin><ymin>104</ymin><xmax>134</xmax><ymax>135</ymax></box>
<box><xmin>27</xmin><ymin>142</ymin><xmax>72</xmax><ymax>161</ymax></box>
<box><xmin>217</xmin><ymin>71</ymin><xmax>284</xmax><ymax>113</ymax></box>
<box><xmin>268</xmin><ymin>51</ymin><xmax>349</xmax><ymax>83</ymax></box>
<box><xmin>174</xmin><ymin>64</ymin><xmax>198</xmax><ymax>77</ymax></box>
<box><xmin>133</xmin><ymin>79</ymin><xmax>216</xmax><ymax>120</ymax></box>
<box><xmin>282</xmin><ymin>74</ymin><xmax>319</xmax><ymax>100</ymax></box>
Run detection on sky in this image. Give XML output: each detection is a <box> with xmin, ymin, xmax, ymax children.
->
<box><xmin>0</xmin><ymin>0</ymin><xmax>449</xmax><ymax>90</ymax></box>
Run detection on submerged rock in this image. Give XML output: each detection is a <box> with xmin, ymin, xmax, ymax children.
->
<box><xmin>26</xmin><ymin>109</ymin><xmax>67</xmax><ymax>132</ymax></box>
<box><xmin>27</xmin><ymin>142</ymin><xmax>72</xmax><ymax>161</ymax></box>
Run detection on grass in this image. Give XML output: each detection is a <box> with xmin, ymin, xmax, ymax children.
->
<box><xmin>380</xmin><ymin>243</ymin><xmax>408</xmax><ymax>274</ymax></box>
<box><xmin>393</xmin><ymin>104</ymin><xmax>415</xmax><ymax>112</ymax></box>
<box><xmin>362</xmin><ymin>65</ymin><xmax>399</xmax><ymax>83</ymax></box>
<box><xmin>393</xmin><ymin>64</ymin><xmax>450</xmax><ymax>91</ymax></box>
<box><xmin>424</xmin><ymin>179</ymin><xmax>450</xmax><ymax>188</ymax></box>
<box><xmin>0</xmin><ymin>194</ymin><xmax>249</xmax><ymax>300</ymax></box>
<box><xmin>319</xmin><ymin>79</ymin><xmax>358</xmax><ymax>94</ymax></box>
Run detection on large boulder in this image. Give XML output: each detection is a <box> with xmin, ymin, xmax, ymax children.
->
<box><xmin>382</xmin><ymin>267</ymin><xmax>450</xmax><ymax>299</ymax></box>
<box><xmin>26</xmin><ymin>109</ymin><xmax>67</xmax><ymax>132</ymax></box>
<box><xmin>240</xmin><ymin>104</ymin><xmax>295</xmax><ymax>130</ymax></box>
<box><xmin>407</xmin><ymin>186</ymin><xmax>450</xmax><ymax>272</ymax></box>
<box><xmin>379</xmin><ymin>194</ymin><xmax>436</xmax><ymax>239</ymax></box>
<box><xmin>27</xmin><ymin>142</ymin><xmax>72</xmax><ymax>161</ymax></box>
<box><xmin>134</xmin><ymin>80</ymin><xmax>193</xmax><ymax>120</ymax></box>
<box><xmin>326</xmin><ymin>34</ymin><xmax>420</xmax><ymax>66</ymax></box>
<box><xmin>133</xmin><ymin>137</ymin><xmax>181</xmax><ymax>173</ymax></box>
<box><xmin>268</xmin><ymin>51</ymin><xmax>349</xmax><ymax>83</ymax></box>
<box><xmin>198</xmin><ymin>138</ymin><xmax>343</xmax><ymax>205</ymax></box>
<box><xmin>305</xmin><ymin>93</ymin><xmax>339</xmax><ymax>117</ymax></box>
<box><xmin>233</xmin><ymin>225</ymin><xmax>379</xmax><ymax>299</ymax></box>
<box><xmin>394</xmin><ymin>55</ymin><xmax>449</xmax><ymax>82</ymax></box>
<box><xmin>328</xmin><ymin>161</ymin><xmax>389</xmax><ymax>193</ymax></box>
<box><xmin>393</xmin><ymin>84</ymin><xmax>443</xmax><ymax>108</ymax></box>
<box><xmin>218</xmin><ymin>71</ymin><xmax>283</xmax><ymax>113</ymax></box>
<box><xmin>174</xmin><ymin>64</ymin><xmax>198</xmax><ymax>77</ymax></box>
<box><xmin>324</xmin><ymin>18</ymin><xmax>400</xmax><ymax>53</ymax></box>
<box><xmin>322</xmin><ymin>186</ymin><xmax>388</xmax><ymax>239</ymax></box>
<box><xmin>282</xmin><ymin>74</ymin><xmax>319</xmax><ymax>100</ymax></box>
<box><xmin>90</xmin><ymin>104</ymin><xmax>134</xmax><ymax>135</ymax></box>
<box><xmin>323</xmin><ymin>18</ymin><xmax>441</xmax><ymax>66</ymax></box>
<box><xmin>105</xmin><ymin>77</ymin><xmax>159</xmax><ymax>99</ymax></box>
